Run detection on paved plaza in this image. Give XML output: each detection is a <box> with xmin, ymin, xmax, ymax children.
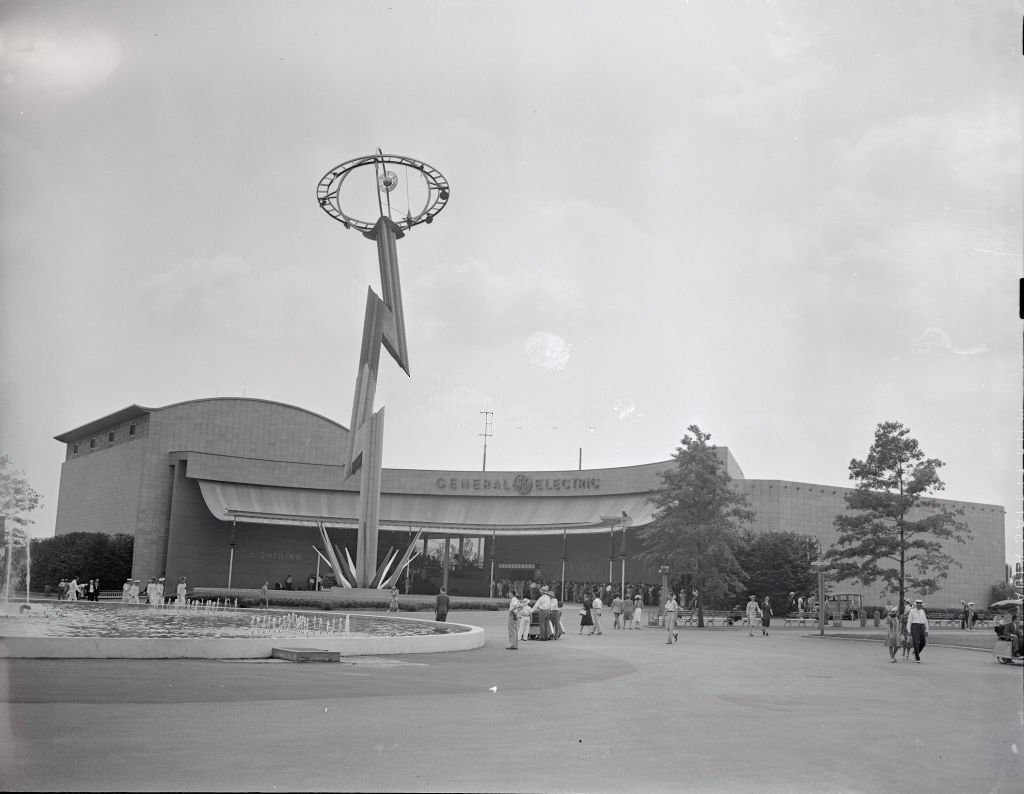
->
<box><xmin>1</xmin><ymin>609</ymin><xmax>1021</xmax><ymax>793</ymax></box>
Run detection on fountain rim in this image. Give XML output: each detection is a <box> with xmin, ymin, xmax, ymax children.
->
<box><xmin>0</xmin><ymin>604</ymin><xmax>485</xmax><ymax>659</ymax></box>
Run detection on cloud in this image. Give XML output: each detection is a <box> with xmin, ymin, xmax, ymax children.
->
<box><xmin>0</xmin><ymin>19</ymin><xmax>121</xmax><ymax>96</ymax></box>
<box><xmin>524</xmin><ymin>331</ymin><xmax>571</xmax><ymax>370</ymax></box>
<box><xmin>911</xmin><ymin>327</ymin><xmax>988</xmax><ymax>356</ymax></box>
<box><xmin>140</xmin><ymin>254</ymin><xmax>343</xmax><ymax>345</ymax></box>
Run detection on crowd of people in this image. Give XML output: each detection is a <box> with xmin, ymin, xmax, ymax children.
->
<box><xmin>492</xmin><ymin>578</ymin><xmax>663</xmax><ymax>608</ymax></box>
<box><xmin>55</xmin><ymin>577</ymin><xmax>99</xmax><ymax>601</ymax></box>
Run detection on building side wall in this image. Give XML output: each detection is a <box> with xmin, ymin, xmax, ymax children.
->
<box><xmin>164</xmin><ymin>463</ymin><xmax>325</xmax><ymax>588</ymax></box>
<box><xmin>737</xmin><ymin>480</ymin><xmax>1005</xmax><ymax>608</ymax></box>
<box><xmin>131</xmin><ymin>399</ymin><xmax>349</xmax><ymax>580</ymax></box>
<box><xmin>54</xmin><ymin>438</ymin><xmax>147</xmax><ymax>536</ymax></box>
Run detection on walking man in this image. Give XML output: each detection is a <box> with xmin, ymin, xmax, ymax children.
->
<box><xmin>506</xmin><ymin>592</ymin><xmax>521</xmax><ymax>650</ymax></box>
<box><xmin>745</xmin><ymin>595</ymin><xmax>762</xmax><ymax>636</ymax></box>
<box><xmin>907</xmin><ymin>599</ymin><xmax>929</xmax><ymax>662</ymax></box>
<box><xmin>664</xmin><ymin>592</ymin><xmax>679</xmax><ymax>644</ymax></box>
<box><xmin>434</xmin><ymin>586</ymin><xmax>450</xmax><ymax>622</ymax></box>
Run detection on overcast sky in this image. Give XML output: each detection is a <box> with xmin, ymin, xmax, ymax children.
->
<box><xmin>0</xmin><ymin>1</ymin><xmax>1020</xmax><ymax>564</ymax></box>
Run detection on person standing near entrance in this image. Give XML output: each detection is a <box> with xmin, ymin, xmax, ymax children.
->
<box><xmin>960</xmin><ymin>600</ymin><xmax>969</xmax><ymax>630</ymax></box>
<box><xmin>435</xmin><ymin>587</ymin><xmax>450</xmax><ymax>622</ymax></box>
<box><xmin>506</xmin><ymin>592</ymin><xmax>522</xmax><ymax>650</ymax></box>
<box><xmin>745</xmin><ymin>595</ymin><xmax>762</xmax><ymax>636</ymax></box>
<box><xmin>591</xmin><ymin>593</ymin><xmax>604</xmax><ymax>635</ymax></box>
<box><xmin>907</xmin><ymin>599</ymin><xmax>929</xmax><ymax>662</ymax></box>
<box><xmin>967</xmin><ymin>602</ymin><xmax>977</xmax><ymax>630</ymax></box>
<box><xmin>533</xmin><ymin>586</ymin><xmax>554</xmax><ymax>640</ymax></box>
<box><xmin>664</xmin><ymin>592</ymin><xmax>679</xmax><ymax>644</ymax></box>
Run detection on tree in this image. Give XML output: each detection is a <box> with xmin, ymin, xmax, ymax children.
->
<box><xmin>825</xmin><ymin>421</ymin><xmax>970</xmax><ymax>614</ymax></box>
<box><xmin>728</xmin><ymin>530</ymin><xmax>820</xmax><ymax>612</ymax></box>
<box><xmin>0</xmin><ymin>455</ymin><xmax>43</xmax><ymax>594</ymax></box>
<box><xmin>988</xmin><ymin>581</ymin><xmax>1017</xmax><ymax>605</ymax></box>
<box><xmin>0</xmin><ymin>455</ymin><xmax>42</xmax><ymax>535</ymax></box>
<box><xmin>637</xmin><ymin>425</ymin><xmax>755</xmax><ymax>627</ymax></box>
<box><xmin>30</xmin><ymin>532</ymin><xmax>134</xmax><ymax>591</ymax></box>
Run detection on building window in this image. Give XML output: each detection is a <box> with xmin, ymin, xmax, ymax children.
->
<box><xmin>89</xmin><ymin>438</ymin><xmax>95</xmax><ymax>449</ymax></box>
<box><xmin>128</xmin><ymin>423</ymin><xmax>136</xmax><ymax>436</ymax></box>
<box><xmin>72</xmin><ymin>443</ymin><xmax>79</xmax><ymax>454</ymax></box>
<box><xmin>108</xmin><ymin>432</ymin><xmax>115</xmax><ymax>442</ymax></box>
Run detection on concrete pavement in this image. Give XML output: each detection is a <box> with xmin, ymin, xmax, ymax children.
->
<box><xmin>1</xmin><ymin>609</ymin><xmax>1020</xmax><ymax>792</ymax></box>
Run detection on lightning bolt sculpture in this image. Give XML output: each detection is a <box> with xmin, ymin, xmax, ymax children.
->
<box><xmin>316</xmin><ymin>151</ymin><xmax>449</xmax><ymax>587</ymax></box>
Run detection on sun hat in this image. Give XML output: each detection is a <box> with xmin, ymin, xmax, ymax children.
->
<box><xmin>914</xmin><ymin>599</ymin><xmax>923</xmax><ymax>604</ymax></box>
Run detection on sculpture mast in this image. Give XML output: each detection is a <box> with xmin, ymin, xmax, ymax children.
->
<box><xmin>316</xmin><ymin>150</ymin><xmax>449</xmax><ymax>587</ymax></box>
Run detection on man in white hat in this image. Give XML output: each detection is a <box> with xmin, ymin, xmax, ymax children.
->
<box><xmin>532</xmin><ymin>586</ymin><xmax>554</xmax><ymax>640</ymax></box>
<box><xmin>506</xmin><ymin>591</ymin><xmax>522</xmax><ymax>650</ymax></box>
<box><xmin>906</xmin><ymin>599</ymin><xmax>929</xmax><ymax>662</ymax></box>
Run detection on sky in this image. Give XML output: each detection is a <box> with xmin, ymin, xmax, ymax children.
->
<box><xmin>0</xmin><ymin>1</ymin><xmax>1020</xmax><ymax>566</ymax></box>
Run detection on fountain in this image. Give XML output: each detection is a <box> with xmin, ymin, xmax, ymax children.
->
<box><xmin>0</xmin><ymin>598</ymin><xmax>484</xmax><ymax>659</ymax></box>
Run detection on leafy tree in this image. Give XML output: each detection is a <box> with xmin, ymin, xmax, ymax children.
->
<box><xmin>637</xmin><ymin>425</ymin><xmax>755</xmax><ymax>627</ymax></box>
<box><xmin>30</xmin><ymin>532</ymin><xmax>134</xmax><ymax>592</ymax></box>
<box><xmin>0</xmin><ymin>456</ymin><xmax>42</xmax><ymax>593</ymax></box>
<box><xmin>728</xmin><ymin>530</ymin><xmax>820</xmax><ymax>612</ymax></box>
<box><xmin>989</xmin><ymin>581</ymin><xmax>1017</xmax><ymax>605</ymax></box>
<box><xmin>0</xmin><ymin>455</ymin><xmax>42</xmax><ymax>535</ymax></box>
<box><xmin>825</xmin><ymin>421</ymin><xmax>970</xmax><ymax>614</ymax></box>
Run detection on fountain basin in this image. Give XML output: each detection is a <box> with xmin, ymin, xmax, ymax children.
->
<box><xmin>0</xmin><ymin>603</ymin><xmax>484</xmax><ymax>659</ymax></box>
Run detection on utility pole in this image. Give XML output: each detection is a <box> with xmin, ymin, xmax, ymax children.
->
<box><xmin>479</xmin><ymin>411</ymin><xmax>493</xmax><ymax>471</ymax></box>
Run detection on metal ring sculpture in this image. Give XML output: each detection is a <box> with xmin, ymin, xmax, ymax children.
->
<box><xmin>316</xmin><ymin>152</ymin><xmax>450</xmax><ymax>233</ymax></box>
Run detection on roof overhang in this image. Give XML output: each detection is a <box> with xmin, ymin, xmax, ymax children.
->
<box><xmin>196</xmin><ymin>480</ymin><xmax>655</xmax><ymax>536</ymax></box>
<box><xmin>55</xmin><ymin>405</ymin><xmax>152</xmax><ymax>442</ymax></box>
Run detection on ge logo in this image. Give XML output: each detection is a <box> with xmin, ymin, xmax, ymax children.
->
<box><xmin>512</xmin><ymin>474</ymin><xmax>533</xmax><ymax>496</ymax></box>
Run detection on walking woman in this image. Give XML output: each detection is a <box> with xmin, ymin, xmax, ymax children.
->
<box><xmin>761</xmin><ymin>596</ymin><xmax>773</xmax><ymax>637</ymax></box>
<box><xmin>885</xmin><ymin>605</ymin><xmax>900</xmax><ymax>662</ymax></box>
<box><xmin>579</xmin><ymin>592</ymin><xmax>594</xmax><ymax>634</ymax></box>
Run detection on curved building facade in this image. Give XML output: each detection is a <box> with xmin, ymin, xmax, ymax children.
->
<box><xmin>54</xmin><ymin>398</ymin><xmax>1006</xmax><ymax>607</ymax></box>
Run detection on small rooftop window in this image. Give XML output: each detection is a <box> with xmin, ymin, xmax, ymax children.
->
<box><xmin>89</xmin><ymin>438</ymin><xmax>95</xmax><ymax>449</ymax></box>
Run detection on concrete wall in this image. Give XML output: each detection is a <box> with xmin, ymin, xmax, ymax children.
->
<box><xmin>54</xmin><ymin>434</ymin><xmax>147</xmax><ymax>536</ymax></box>
<box><xmin>737</xmin><ymin>479</ymin><xmax>1006</xmax><ymax>608</ymax></box>
<box><xmin>131</xmin><ymin>399</ymin><xmax>349</xmax><ymax>581</ymax></box>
